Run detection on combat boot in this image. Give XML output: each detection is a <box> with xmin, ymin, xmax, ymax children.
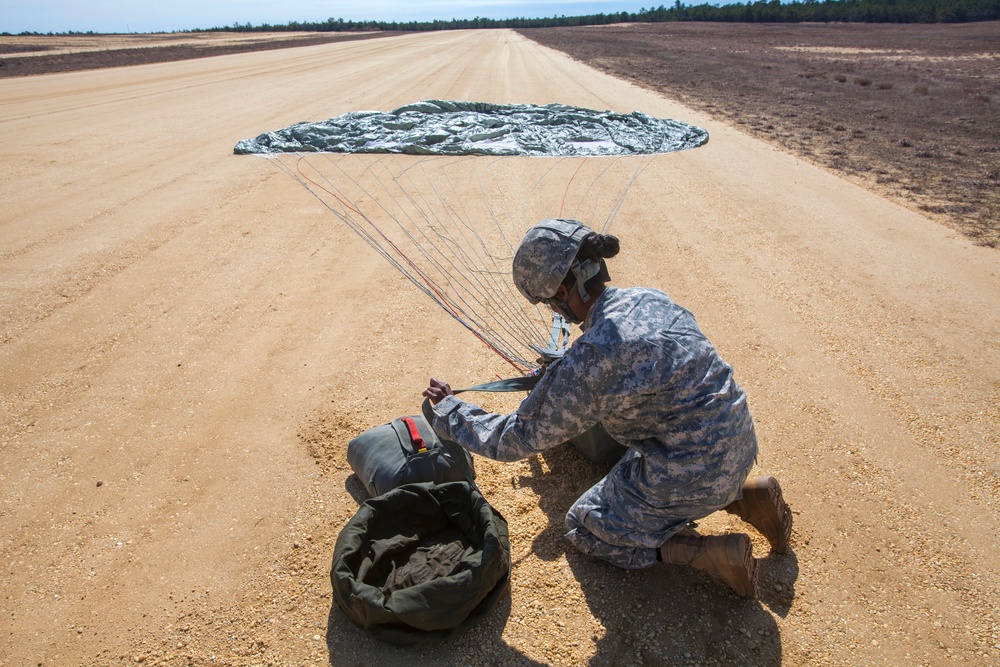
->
<box><xmin>659</xmin><ymin>532</ymin><xmax>758</xmax><ymax>599</ymax></box>
<box><xmin>725</xmin><ymin>475</ymin><xmax>792</xmax><ymax>554</ymax></box>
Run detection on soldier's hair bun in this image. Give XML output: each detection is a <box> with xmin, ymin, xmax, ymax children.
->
<box><xmin>581</xmin><ymin>233</ymin><xmax>620</xmax><ymax>260</ymax></box>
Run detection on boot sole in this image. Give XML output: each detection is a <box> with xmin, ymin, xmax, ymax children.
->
<box><xmin>662</xmin><ymin>533</ymin><xmax>759</xmax><ymax>599</ymax></box>
<box><xmin>742</xmin><ymin>476</ymin><xmax>793</xmax><ymax>554</ymax></box>
<box><xmin>723</xmin><ymin>533</ymin><xmax>759</xmax><ymax>600</ymax></box>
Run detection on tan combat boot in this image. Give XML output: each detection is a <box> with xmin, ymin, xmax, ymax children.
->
<box><xmin>659</xmin><ymin>532</ymin><xmax>758</xmax><ymax>599</ymax></box>
<box><xmin>725</xmin><ymin>475</ymin><xmax>793</xmax><ymax>554</ymax></box>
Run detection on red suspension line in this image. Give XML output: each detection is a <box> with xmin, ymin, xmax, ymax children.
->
<box><xmin>296</xmin><ymin>156</ymin><xmax>528</xmax><ymax>374</ymax></box>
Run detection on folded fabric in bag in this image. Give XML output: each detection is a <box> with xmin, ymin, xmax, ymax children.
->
<box><xmin>380</xmin><ymin>540</ymin><xmax>467</xmax><ymax>595</ymax></box>
<box><xmin>331</xmin><ymin>481</ymin><xmax>511</xmax><ymax>644</ymax></box>
<box><xmin>347</xmin><ymin>414</ymin><xmax>475</xmax><ymax>497</ymax></box>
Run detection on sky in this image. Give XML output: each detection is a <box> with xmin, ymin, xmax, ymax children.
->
<box><xmin>1</xmin><ymin>0</ymin><xmax>725</xmax><ymax>34</ymax></box>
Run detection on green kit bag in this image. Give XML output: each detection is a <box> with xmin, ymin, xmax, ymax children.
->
<box><xmin>331</xmin><ymin>481</ymin><xmax>511</xmax><ymax>644</ymax></box>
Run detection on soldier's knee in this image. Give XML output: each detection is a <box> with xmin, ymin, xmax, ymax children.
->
<box><xmin>564</xmin><ymin>501</ymin><xmax>587</xmax><ymax>533</ymax></box>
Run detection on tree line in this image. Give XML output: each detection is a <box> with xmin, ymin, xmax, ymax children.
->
<box><xmin>205</xmin><ymin>0</ymin><xmax>1000</xmax><ymax>32</ymax></box>
<box><xmin>8</xmin><ymin>0</ymin><xmax>997</xmax><ymax>36</ymax></box>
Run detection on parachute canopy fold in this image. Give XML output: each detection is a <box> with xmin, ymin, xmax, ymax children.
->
<box><xmin>233</xmin><ymin>100</ymin><xmax>708</xmax><ymax>157</ymax></box>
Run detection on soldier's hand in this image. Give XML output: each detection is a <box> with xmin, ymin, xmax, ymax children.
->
<box><xmin>423</xmin><ymin>378</ymin><xmax>454</xmax><ymax>405</ymax></box>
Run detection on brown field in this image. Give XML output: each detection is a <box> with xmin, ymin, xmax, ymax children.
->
<box><xmin>520</xmin><ymin>22</ymin><xmax>1000</xmax><ymax>247</ymax></box>
<box><xmin>0</xmin><ymin>31</ymin><xmax>395</xmax><ymax>77</ymax></box>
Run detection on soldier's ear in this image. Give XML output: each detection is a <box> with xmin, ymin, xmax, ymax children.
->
<box><xmin>554</xmin><ymin>284</ymin><xmax>570</xmax><ymax>302</ymax></box>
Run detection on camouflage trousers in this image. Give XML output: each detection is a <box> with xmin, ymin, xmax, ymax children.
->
<box><xmin>564</xmin><ymin>449</ymin><xmax>751</xmax><ymax>569</ymax></box>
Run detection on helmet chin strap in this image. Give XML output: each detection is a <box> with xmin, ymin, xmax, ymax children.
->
<box><xmin>547</xmin><ymin>292</ymin><xmax>581</xmax><ymax>325</ymax></box>
<box><xmin>547</xmin><ymin>258</ymin><xmax>606</xmax><ymax>324</ymax></box>
<box><xmin>546</xmin><ymin>257</ymin><xmax>611</xmax><ymax>325</ymax></box>
<box><xmin>546</xmin><ymin>275</ymin><xmax>582</xmax><ymax>324</ymax></box>
<box><xmin>570</xmin><ymin>259</ymin><xmax>601</xmax><ymax>303</ymax></box>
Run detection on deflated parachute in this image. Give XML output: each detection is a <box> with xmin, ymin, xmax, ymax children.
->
<box><xmin>236</xmin><ymin>101</ymin><xmax>708</xmax><ymax>371</ymax></box>
<box><xmin>234</xmin><ymin>100</ymin><xmax>708</xmax><ymax>157</ymax></box>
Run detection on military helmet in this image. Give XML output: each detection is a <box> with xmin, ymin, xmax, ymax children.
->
<box><xmin>512</xmin><ymin>219</ymin><xmax>597</xmax><ymax>304</ymax></box>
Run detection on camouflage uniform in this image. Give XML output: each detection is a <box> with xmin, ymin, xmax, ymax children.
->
<box><xmin>430</xmin><ymin>286</ymin><xmax>758</xmax><ymax>569</ymax></box>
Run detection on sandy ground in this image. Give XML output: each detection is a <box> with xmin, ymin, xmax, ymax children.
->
<box><xmin>1</xmin><ymin>29</ymin><xmax>998</xmax><ymax>666</ymax></box>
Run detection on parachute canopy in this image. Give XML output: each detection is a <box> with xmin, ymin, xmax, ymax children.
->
<box><xmin>235</xmin><ymin>101</ymin><xmax>709</xmax><ymax>371</ymax></box>
<box><xmin>233</xmin><ymin>100</ymin><xmax>708</xmax><ymax>157</ymax></box>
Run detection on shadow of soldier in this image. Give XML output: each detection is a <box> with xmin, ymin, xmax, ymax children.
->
<box><xmin>323</xmin><ymin>589</ymin><xmax>550</xmax><ymax>667</ymax></box>
<box><xmin>515</xmin><ymin>443</ymin><xmax>798</xmax><ymax>666</ymax></box>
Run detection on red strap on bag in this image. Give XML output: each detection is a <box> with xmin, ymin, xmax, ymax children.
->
<box><xmin>401</xmin><ymin>417</ymin><xmax>427</xmax><ymax>452</ymax></box>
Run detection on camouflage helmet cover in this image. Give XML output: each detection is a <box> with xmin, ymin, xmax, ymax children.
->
<box><xmin>512</xmin><ymin>219</ymin><xmax>595</xmax><ymax>304</ymax></box>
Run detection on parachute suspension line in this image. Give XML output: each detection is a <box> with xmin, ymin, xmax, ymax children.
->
<box><xmin>480</xmin><ymin>160</ymin><xmax>564</xmax><ymax>350</ymax></box>
<box><xmin>292</xmin><ymin>154</ymin><xmax>531</xmax><ymax>373</ymax></box>
<box><xmin>325</xmin><ymin>157</ymin><xmax>529</xmax><ymax>373</ymax></box>
<box><xmin>294</xmin><ymin>156</ymin><xmax>447</xmax><ymax>306</ymax></box>
<box><xmin>384</xmin><ymin>157</ymin><xmax>531</xmax><ymax>364</ymax></box>
<box><xmin>327</xmin><ymin>153</ymin><xmax>541</xmax><ymax>373</ymax></box>
<box><xmin>459</xmin><ymin>155</ymin><xmax>575</xmax><ymax>351</ymax></box>
<box><xmin>374</xmin><ymin>154</ymin><xmax>542</xmax><ymax>369</ymax></box>
<box><xmin>404</xmin><ymin>155</ymin><xmax>585</xmax><ymax>363</ymax></box>
<box><xmin>483</xmin><ymin>158</ymin><xmax>579</xmax><ymax>352</ymax></box>
<box><xmin>389</xmin><ymin>156</ymin><xmax>550</xmax><ymax>367</ymax></box>
<box><xmin>376</xmin><ymin>155</ymin><xmax>534</xmax><ymax>364</ymax></box>
<box><xmin>268</xmin><ymin>156</ymin><xmax>399</xmax><ymax>278</ymax></box>
<box><xmin>517</xmin><ymin>157</ymin><xmax>573</xmax><ymax>231</ymax></box>
<box><xmin>479</xmin><ymin>157</ymin><xmax>521</xmax><ymax>255</ymax></box>
<box><xmin>391</xmin><ymin>154</ymin><xmax>549</xmax><ymax>369</ymax></box>
<box><xmin>468</xmin><ymin>158</ymin><xmax>561</xmax><ymax>351</ymax></box>
<box><xmin>416</xmin><ymin>157</ymin><xmax>543</xmax><ymax>349</ymax></box>
<box><xmin>598</xmin><ymin>154</ymin><xmax>652</xmax><ymax>233</ymax></box>
<box><xmin>330</xmin><ymin>155</ymin><xmax>532</xmax><ymax>373</ymax></box>
<box><xmin>558</xmin><ymin>159</ymin><xmax>588</xmax><ymax>218</ymax></box>
<box><xmin>264</xmin><ymin>150</ymin><xmax>651</xmax><ymax>372</ymax></box>
<box><xmin>564</xmin><ymin>155</ymin><xmax>633</xmax><ymax>228</ymax></box>
<box><xmin>552</xmin><ymin>154</ymin><xmax>651</xmax><ymax>234</ymax></box>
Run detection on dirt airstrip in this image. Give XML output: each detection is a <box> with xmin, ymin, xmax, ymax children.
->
<box><xmin>1</xmin><ymin>28</ymin><xmax>999</xmax><ymax>667</ymax></box>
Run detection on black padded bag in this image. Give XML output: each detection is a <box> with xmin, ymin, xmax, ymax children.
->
<box><xmin>568</xmin><ymin>421</ymin><xmax>628</xmax><ymax>465</ymax></box>
<box><xmin>331</xmin><ymin>481</ymin><xmax>511</xmax><ymax>644</ymax></box>
<box><xmin>347</xmin><ymin>414</ymin><xmax>475</xmax><ymax>497</ymax></box>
